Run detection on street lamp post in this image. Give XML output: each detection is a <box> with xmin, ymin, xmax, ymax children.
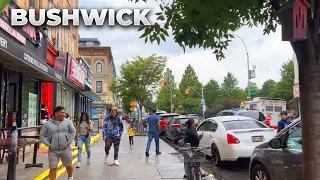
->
<box><xmin>233</xmin><ymin>34</ymin><xmax>251</xmax><ymax>100</ymax></box>
<box><xmin>187</xmin><ymin>85</ymin><xmax>206</xmax><ymax>119</ymax></box>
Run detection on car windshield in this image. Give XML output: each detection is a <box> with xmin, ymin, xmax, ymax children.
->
<box><xmin>223</xmin><ymin>120</ymin><xmax>267</xmax><ymax>130</ymax></box>
<box><xmin>179</xmin><ymin>118</ymin><xmax>200</xmax><ymax>124</ymax></box>
<box><xmin>238</xmin><ymin>111</ymin><xmax>266</xmax><ymax>121</ymax></box>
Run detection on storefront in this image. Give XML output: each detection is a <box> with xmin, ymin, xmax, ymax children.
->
<box><xmin>0</xmin><ymin>2</ymin><xmax>62</xmax><ymax>129</ymax></box>
<box><xmin>61</xmin><ymin>53</ymin><xmax>86</xmax><ymax>122</ymax></box>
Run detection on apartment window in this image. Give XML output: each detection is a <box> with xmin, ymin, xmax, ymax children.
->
<box><xmin>96</xmin><ymin>63</ymin><xmax>102</xmax><ymax>73</ymax></box>
<box><xmin>86</xmin><ymin>42</ymin><xmax>94</xmax><ymax>46</ymax></box>
<box><xmin>29</xmin><ymin>0</ymin><xmax>36</xmax><ymax>8</ymax></box>
<box><xmin>65</xmin><ymin>29</ymin><xmax>69</xmax><ymax>51</ymax></box>
<box><xmin>58</xmin><ymin>26</ymin><xmax>62</xmax><ymax>49</ymax></box>
<box><xmin>96</xmin><ymin>81</ymin><xmax>102</xmax><ymax>93</ymax></box>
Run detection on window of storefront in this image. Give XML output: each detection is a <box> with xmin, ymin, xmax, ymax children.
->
<box><xmin>22</xmin><ymin>77</ymin><xmax>39</xmax><ymax>127</ymax></box>
<box><xmin>56</xmin><ymin>83</ymin><xmax>63</xmax><ymax>106</ymax></box>
<box><xmin>96</xmin><ymin>81</ymin><xmax>102</xmax><ymax>93</ymax></box>
<box><xmin>7</xmin><ymin>72</ymin><xmax>19</xmax><ymax>128</ymax></box>
<box><xmin>63</xmin><ymin>86</ymin><xmax>74</xmax><ymax>119</ymax></box>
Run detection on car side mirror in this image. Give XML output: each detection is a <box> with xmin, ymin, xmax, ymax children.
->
<box><xmin>269</xmin><ymin>138</ymin><xmax>281</xmax><ymax>149</ymax></box>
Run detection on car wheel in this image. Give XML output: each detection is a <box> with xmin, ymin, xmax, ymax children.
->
<box><xmin>251</xmin><ymin>163</ymin><xmax>271</xmax><ymax>180</ymax></box>
<box><xmin>211</xmin><ymin>144</ymin><xmax>222</xmax><ymax>167</ymax></box>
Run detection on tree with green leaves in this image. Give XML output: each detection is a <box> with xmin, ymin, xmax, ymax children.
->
<box><xmin>203</xmin><ymin>79</ymin><xmax>222</xmax><ymax>108</ymax></box>
<box><xmin>221</xmin><ymin>72</ymin><xmax>244</xmax><ymax>100</ymax></box>
<box><xmin>156</xmin><ymin>68</ymin><xmax>176</xmax><ymax>112</ymax></box>
<box><xmin>131</xmin><ymin>0</ymin><xmax>320</xmax><ymax>176</ymax></box>
<box><xmin>271</xmin><ymin>59</ymin><xmax>295</xmax><ymax>102</ymax></box>
<box><xmin>261</xmin><ymin>79</ymin><xmax>277</xmax><ymax>97</ymax></box>
<box><xmin>109</xmin><ymin>55</ymin><xmax>167</xmax><ymax>119</ymax></box>
<box><xmin>177</xmin><ymin>64</ymin><xmax>202</xmax><ymax>113</ymax></box>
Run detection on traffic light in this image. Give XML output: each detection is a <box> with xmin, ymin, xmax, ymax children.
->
<box><xmin>160</xmin><ymin>79</ymin><xmax>167</xmax><ymax>87</ymax></box>
<box><xmin>185</xmin><ymin>88</ymin><xmax>191</xmax><ymax>94</ymax></box>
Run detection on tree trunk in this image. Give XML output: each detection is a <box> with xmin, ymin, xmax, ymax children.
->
<box><xmin>292</xmin><ymin>33</ymin><xmax>320</xmax><ymax>179</ymax></box>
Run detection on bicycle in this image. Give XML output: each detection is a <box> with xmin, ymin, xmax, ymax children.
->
<box><xmin>176</xmin><ymin>145</ymin><xmax>209</xmax><ymax>180</ymax></box>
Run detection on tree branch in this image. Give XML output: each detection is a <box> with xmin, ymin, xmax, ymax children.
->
<box><xmin>269</xmin><ymin>0</ymin><xmax>280</xmax><ymax>11</ymax></box>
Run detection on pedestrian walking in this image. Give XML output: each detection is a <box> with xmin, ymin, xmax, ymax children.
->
<box><xmin>128</xmin><ymin>124</ymin><xmax>135</xmax><ymax>146</ymax></box>
<box><xmin>143</xmin><ymin>119</ymin><xmax>148</xmax><ymax>136</ymax></box>
<box><xmin>103</xmin><ymin>109</ymin><xmax>124</xmax><ymax>166</ymax></box>
<box><xmin>145</xmin><ymin>109</ymin><xmax>161</xmax><ymax>157</ymax></box>
<box><xmin>76</xmin><ymin>112</ymin><xmax>92</xmax><ymax>168</ymax></box>
<box><xmin>184</xmin><ymin>118</ymin><xmax>208</xmax><ymax>178</ymax></box>
<box><xmin>40</xmin><ymin>106</ymin><xmax>76</xmax><ymax>180</ymax></box>
<box><xmin>40</xmin><ymin>104</ymin><xmax>49</xmax><ymax>125</ymax></box>
<box><xmin>277</xmin><ymin>111</ymin><xmax>291</xmax><ymax>133</ymax></box>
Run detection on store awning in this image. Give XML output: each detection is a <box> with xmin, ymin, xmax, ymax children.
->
<box><xmin>81</xmin><ymin>90</ymin><xmax>101</xmax><ymax>101</ymax></box>
<box><xmin>0</xmin><ymin>29</ymin><xmax>62</xmax><ymax>82</ymax></box>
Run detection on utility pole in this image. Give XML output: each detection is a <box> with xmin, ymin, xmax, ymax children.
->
<box><xmin>201</xmin><ymin>85</ymin><xmax>205</xmax><ymax>119</ymax></box>
<box><xmin>170</xmin><ymin>86</ymin><xmax>173</xmax><ymax>113</ymax></box>
<box><xmin>233</xmin><ymin>34</ymin><xmax>251</xmax><ymax>100</ymax></box>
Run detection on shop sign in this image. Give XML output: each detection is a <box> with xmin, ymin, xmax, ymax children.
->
<box><xmin>0</xmin><ymin>37</ymin><xmax>7</xmax><ymax>48</ymax></box>
<box><xmin>69</xmin><ymin>57</ymin><xmax>85</xmax><ymax>88</ymax></box>
<box><xmin>0</xmin><ymin>17</ymin><xmax>26</xmax><ymax>45</ymax></box>
<box><xmin>2</xmin><ymin>3</ymin><xmax>39</xmax><ymax>45</ymax></box>
<box><xmin>77</xmin><ymin>56</ymin><xmax>92</xmax><ymax>89</ymax></box>
<box><xmin>24</xmin><ymin>53</ymin><xmax>48</xmax><ymax>72</ymax></box>
<box><xmin>54</xmin><ymin>51</ymin><xmax>67</xmax><ymax>76</ymax></box>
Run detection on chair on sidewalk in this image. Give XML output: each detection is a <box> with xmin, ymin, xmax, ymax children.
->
<box><xmin>0</xmin><ymin>129</ymin><xmax>26</xmax><ymax>164</ymax></box>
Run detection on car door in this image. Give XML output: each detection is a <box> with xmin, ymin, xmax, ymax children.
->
<box><xmin>273</xmin><ymin>122</ymin><xmax>302</xmax><ymax>180</ymax></box>
<box><xmin>197</xmin><ymin>121</ymin><xmax>210</xmax><ymax>154</ymax></box>
<box><xmin>204</xmin><ymin>120</ymin><xmax>219</xmax><ymax>154</ymax></box>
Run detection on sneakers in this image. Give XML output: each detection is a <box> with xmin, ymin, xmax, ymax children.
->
<box><xmin>87</xmin><ymin>158</ymin><xmax>91</xmax><ymax>164</ymax></box>
<box><xmin>156</xmin><ymin>152</ymin><xmax>162</xmax><ymax>155</ymax></box>
<box><xmin>146</xmin><ymin>152</ymin><xmax>149</xmax><ymax>157</ymax></box>
<box><xmin>68</xmin><ymin>177</ymin><xmax>73</xmax><ymax>180</ymax></box>
<box><xmin>114</xmin><ymin>160</ymin><xmax>119</xmax><ymax>166</ymax></box>
<box><xmin>104</xmin><ymin>155</ymin><xmax>108</xmax><ymax>163</ymax></box>
<box><xmin>76</xmin><ymin>162</ymin><xmax>81</xmax><ymax>168</ymax></box>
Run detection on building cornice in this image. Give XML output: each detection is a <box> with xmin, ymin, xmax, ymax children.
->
<box><xmin>78</xmin><ymin>46</ymin><xmax>111</xmax><ymax>56</ymax></box>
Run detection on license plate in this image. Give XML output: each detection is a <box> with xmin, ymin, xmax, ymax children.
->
<box><xmin>252</xmin><ymin>136</ymin><xmax>264</xmax><ymax>142</ymax></box>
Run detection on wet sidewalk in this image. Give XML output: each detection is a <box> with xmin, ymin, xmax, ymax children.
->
<box><xmin>58</xmin><ymin>126</ymin><xmax>216</xmax><ymax>180</ymax></box>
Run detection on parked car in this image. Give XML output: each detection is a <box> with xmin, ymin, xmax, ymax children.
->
<box><xmin>249</xmin><ymin>118</ymin><xmax>301</xmax><ymax>180</ymax></box>
<box><xmin>165</xmin><ymin>115</ymin><xmax>200</xmax><ymax>143</ymax></box>
<box><xmin>197</xmin><ymin>116</ymin><xmax>276</xmax><ymax>166</ymax></box>
<box><xmin>159</xmin><ymin>113</ymin><xmax>179</xmax><ymax>135</ymax></box>
<box><xmin>216</xmin><ymin>109</ymin><xmax>268</xmax><ymax>126</ymax></box>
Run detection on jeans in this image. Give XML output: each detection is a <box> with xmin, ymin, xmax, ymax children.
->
<box><xmin>77</xmin><ymin>134</ymin><xmax>91</xmax><ymax>162</ymax></box>
<box><xmin>146</xmin><ymin>131</ymin><xmax>160</xmax><ymax>153</ymax></box>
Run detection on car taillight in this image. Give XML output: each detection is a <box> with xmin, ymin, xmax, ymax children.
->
<box><xmin>227</xmin><ymin>134</ymin><xmax>240</xmax><ymax>144</ymax></box>
<box><xmin>174</xmin><ymin>124</ymin><xmax>182</xmax><ymax>128</ymax></box>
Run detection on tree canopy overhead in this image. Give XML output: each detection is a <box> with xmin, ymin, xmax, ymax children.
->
<box><xmin>135</xmin><ymin>0</ymin><xmax>281</xmax><ymax>60</ymax></box>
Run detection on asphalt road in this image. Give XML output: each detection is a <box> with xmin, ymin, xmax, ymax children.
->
<box><xmin>161</xmin><ymin>137</ymin><xmax>250</xmax><ymax>180</ymax></box>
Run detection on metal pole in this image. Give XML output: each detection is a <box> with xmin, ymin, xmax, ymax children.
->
<box><xmin>170</xmin><ymin>86</ymin><xmax>173</xmax><ymax>113</ymax></box>
<box><xmin>7</xmin><ymin>123</ymin><xmax>17</xmax><ymax>180</ymax></box>
<box><xmin>233</xmin><ymin>34</ymin><xmax>250</xmax><ymax>100</ymax></box>
<box><xmin>201</xmin><ymin>86</ymin><xmax>205</xmax><ymax>119</ymax></box>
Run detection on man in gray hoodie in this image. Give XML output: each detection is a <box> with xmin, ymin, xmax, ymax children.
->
<box><xmin>40</xmin><ymin>106</ymin><xmax>76</xmax><ymax>180</ymax></box>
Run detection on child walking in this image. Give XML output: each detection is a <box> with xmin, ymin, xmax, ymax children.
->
<box><xmin>128</xmin><ymin>124</ymin><xmax>135</xmax><ymax>146</ymax></box>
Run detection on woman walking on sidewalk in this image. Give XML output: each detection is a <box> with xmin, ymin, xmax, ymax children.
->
<box><xmin>128</xmin><ymin>124</ymin><xmax>135</xmax><ymax>146</ymax></box>
<box><xmin>76</xmin><ymin>112</ymin><xmax>93</xmax><ymax>168</ymax></box>
<box><xmin>103</xmin><ymin>109</ymin><xmax>124</xmax><ymax>166</ymax></box>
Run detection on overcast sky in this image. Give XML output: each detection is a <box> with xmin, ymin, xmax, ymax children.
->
<box><xmin>78</xmin><ymin>0</ymin><xmax>294</xmax><ymax>89</ymax></box>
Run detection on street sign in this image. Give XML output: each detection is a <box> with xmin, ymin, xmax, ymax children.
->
<box><xmin>201</xmin><ymin>99</ymin><xmax>205</xmax><ymax>105</ymax></box>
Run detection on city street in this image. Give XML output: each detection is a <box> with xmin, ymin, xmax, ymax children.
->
<box><xmin>58</xmin><ymin>123</ymin><xmax>216</xmax><ymax>180</ymax></box>
<box><xmin>161</xmin><ymin>137</ymin><xmax>250</xmax><ymax>180</ymax></box>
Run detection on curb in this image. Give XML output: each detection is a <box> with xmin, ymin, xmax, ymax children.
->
<box><xmin>34</xmin><ymin>134</ymin><xmax>101</xmax><ymax>180</ymax></box>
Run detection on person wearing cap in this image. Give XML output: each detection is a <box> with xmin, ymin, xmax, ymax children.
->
<box><xmin>277</xmin><ymin>111</ymin><xmax>291</xmax><ymax>133</ymax></box>
<box><xmin>103</xmin><ymin>109</ymin><xmax>124</xmax><ymax>166</ymax></box>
